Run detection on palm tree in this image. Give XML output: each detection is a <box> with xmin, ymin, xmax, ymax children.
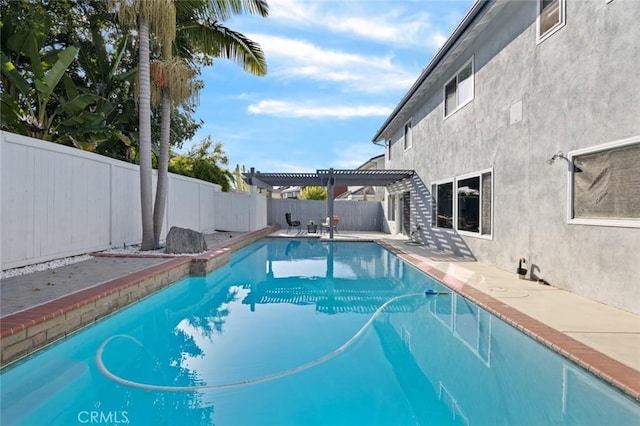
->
<box><xmin>108</xmin><ymin>0</ymin><xmax>177</xmax><ymax>250</ymax></box>
<box><xmin>108</xmin><ymin>0</ymin><xmax>268</xmax><ymax>249</ymax></box>
<box><xmin>150</xmin><ymin>57</ymin><xmax>197</xmax><ymax>248</ymax></box>
<box><xmin>151</xmin><ymin>0</ymin><xmax>268</xmax><ymax>248</ymax></box>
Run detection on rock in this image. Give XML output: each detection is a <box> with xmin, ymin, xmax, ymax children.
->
<box><xmin>165</xmin><ymin>226</ymin><xmax>208</xmax><ymax>254</ymax></box>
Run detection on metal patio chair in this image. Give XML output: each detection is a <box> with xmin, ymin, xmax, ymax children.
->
<box><xmin>285</xmin><ymin>212</ymin><xmax>301</xmax><ymax>233</ymax></box>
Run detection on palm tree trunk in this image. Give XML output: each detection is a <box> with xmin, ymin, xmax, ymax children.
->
<box><xmin>138</xmin><ymin>17</ymin><xmax>155</xmax><ymax>251</ymax></box>
<box><xmin>153</xmin><ymin>88</ymin><xmax>171</xmax><ymax>248</ymax></box>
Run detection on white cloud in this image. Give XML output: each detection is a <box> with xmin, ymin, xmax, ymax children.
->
<box><xmin>267</xmin><ymin>0</ymin><xmax>313</xmax><ymax>23</ymax></box>
<box><xmin>250</xmin><ymin>34</ymin><xmax>416</xmax><ymax>93</ymax></box>
<box><xmin>267</xmin><ymin>0</ymin><xmax>447</xmax><ymax>49</ymax></box>
<box><xmin>248</xmin><ymin>99</ymin><xmax>392</xmax><ymax>119</ymax></box>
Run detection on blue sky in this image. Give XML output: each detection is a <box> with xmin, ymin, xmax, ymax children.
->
<box><xmin>183</xmin><ymin>0</ymin><xmax>475</xmax><ymax>174</ymax></box>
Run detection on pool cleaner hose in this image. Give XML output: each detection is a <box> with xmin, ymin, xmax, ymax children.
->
<box><xmin>96</xmin><ymin>292</ymin><xmax>438</xmax><ymax>392</ymax></box>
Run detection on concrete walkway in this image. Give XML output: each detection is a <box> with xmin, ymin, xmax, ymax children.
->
<box><xmin>382</xmin><ymin>239</ymin><xmax>640</xmax><ymax>373</ymax></box>
<box><xmin>0</xmin><ymin>257</ymin><xmax>169</xmax><ymax>317</ymax></box>
<box><xmin>1</xmin><ymin>229</ymin><xmax>639</xmax><ymax>400</ymax></box>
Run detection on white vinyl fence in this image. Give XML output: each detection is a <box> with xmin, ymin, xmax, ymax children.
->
<box><xmin>269</xmin><ymin>198</ymin><xmax>384</xmax><ymax>231</ymax></box>
<box><xmin>215</xmin><ymin>188</ymin><xmax>267</xmax><ymax>232</ymax></box>
<box><xmin>0</xmin><ymin>131</ymin><xmax>266</xmax><ymax>270</ymax></box>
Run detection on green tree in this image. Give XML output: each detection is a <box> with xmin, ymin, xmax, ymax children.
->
<box><xmin>169</xmin><ymin>136</ymin><xmax>233</xmax><ymax>191</ymax></box>
<box><xmin>71</xmin><ymin>5</ymin><xmax>138</xmax><ymax>157</ymax></box>
<box><xmin>0</xmin><ymin>7</ymin><xmax>95</xmax><ymax>141</ymax></box>
<box><xmin>1</xmin><ymin>0</ymin><xmax>139</xmax><ymax>155</ymax></box>
<box><xmin>151</xmin><ymin>57</ymin><xmax>198</xmax><ymax>247</ymax></box>
<box><xmin>151</xmin><ymin>0</ymin><xmax>268</xmax><ymax>247</ymax></box>
<box><xmin>301</xmin><ymin>186</ymin><xmax>328</xmax><ymax>200</ymax></box>
<box><xmin>231</xmin><ymin>164</ymin><xmax>250</xmax><ymax>192</ymax></box>
<box><xmin>108</xmin><ymin>0</ymin><xmax>178</xmax><ymax>250</ymax></box>
<box><xmin>1</xmin><ymin>0</ymin><xmax>202</xmax><ymax>160</ymax></box>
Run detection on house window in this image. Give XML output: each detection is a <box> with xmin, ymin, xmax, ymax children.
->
<box><xmin>433</xmin><ymin>171</ymin><xmax>492</xmax><ymax>237</ymax></box>
<box><xmin>386</xmin><ymin>140</ymin><xmax>391</xmax><ymax>161</ymax></box>
<box><xmin>433</xmin><ymin>181</ymin><xmax>454</xmax><ymax>229</ymax></box>
<box><xmin>457</xmin><ymin>177</ymin><xmax>480</xmax><ymax>232</ymax></box>
<box><xmin>444</xmin><ymin>59</ymin><xmax>474</xmax><ymax>118</ymax></box>
<box><xmin>404</xmin><ymin>121</ymin><xmax>413</xmax><ymax>150</ymax></box>
<box><xmin>568</xmin><ymin>137</ymin><xmax>640</xmax><ymax>228</ymax></box>
<box><xmin>537</xmin><ymin>0</ymin><xmax>565</xmax><ymax>42</ymax></box>
<box><xmin>457</xmin><ymin>170</ymin><xmax>492</xmax><ymax>236</ymax></box>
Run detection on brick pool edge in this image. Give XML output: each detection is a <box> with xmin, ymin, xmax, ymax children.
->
<box><xmin>0</xmin><ymin>226</ymin><xmax>278</xmax><ymax>368</ymax></box>
<box><xmin>377</xmin><ymin>241</ymin><xmax>640</xmax><ymax>402</ymax></box>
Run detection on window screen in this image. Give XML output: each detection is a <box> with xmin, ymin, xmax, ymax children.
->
<box><xmin>573</xmin><ymin>143</ymin><xmax>640</xmax><ymax>220</ymax></box>
<box><xmin>481</xmin><ymin>172</ymin><xmax>492</xmax><ymax>235</ymax></box>
<box><xmin>404</xmin><ymin>121</ymin><xmax>413</xmax><ymax>150</ymax></box>
<box><xmin>444</xmin><ymin>60</ymin><xmax>474</xmax><ymax>117</ymax></box>
<box><xmin>538</xmin><ymin>0</ymin><xmax>564</xmax><ymax>40</ymax></box>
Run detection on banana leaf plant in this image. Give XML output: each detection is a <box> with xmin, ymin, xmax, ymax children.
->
<box><xmin>0</xmin><ymin>15</ymin><xmax>130</xmax><ymax>153</ymax></box>
<box><xmin>62</xmin><ymin>20</ymin><xmax>138</xmax><ymax>154</ymax></box>
<box><xmin>1</xmin><ymin>15</ymin><xmax>83</xmax><ymax>141</ymax></box>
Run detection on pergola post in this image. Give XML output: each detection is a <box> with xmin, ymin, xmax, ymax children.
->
<box><xmin>327</xmin><ymin>168</ymin><xmax>335</xmax><ymax>239</ymax></box>
<box><xmin>241</xmin><ymin>168</ymin><xmax>414</xmax><ymax>239</ymax></box>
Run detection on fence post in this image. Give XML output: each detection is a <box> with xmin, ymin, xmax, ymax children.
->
<box><xmin>328</xmin><ymin>168</ymin><xmax>335</xmax><ymax>239</ymax></box>
<box><xmin>0</xmin><ymin>131</ymin><xmax>4</xmax><ymax>270</ymax></box>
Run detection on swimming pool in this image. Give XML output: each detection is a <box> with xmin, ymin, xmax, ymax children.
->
<box><xmin>1</xmin><ymin>239</ymin><xmax>638</xmax><ymax>425</ymax></box>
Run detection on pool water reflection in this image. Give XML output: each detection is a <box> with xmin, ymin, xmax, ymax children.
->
<box><xmin>1</xmin><ymin>239</ymin><xmax>638</xmax><ymax>425</ymax></box>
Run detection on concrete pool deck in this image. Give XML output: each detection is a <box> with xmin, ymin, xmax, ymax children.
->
<box><xmin>1</xmin><ymin>228</ymin><xmax>639</xmax><ymax>402</ymax></box>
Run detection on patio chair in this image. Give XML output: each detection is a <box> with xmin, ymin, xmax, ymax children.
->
<box><xmin>285</xmin><ymin>212</ymin><xmax>301</xmax><ymax>233</ymax></box>
<box><xmin>320</xmin><ymin>216</ymin><xmax>339</xmax><ymax>233</ymax></box>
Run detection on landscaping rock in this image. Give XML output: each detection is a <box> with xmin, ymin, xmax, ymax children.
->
<box><xmin>165</xmin><ymin>226</ymin><xmax>208</xmax><ymax>254</ymax></box>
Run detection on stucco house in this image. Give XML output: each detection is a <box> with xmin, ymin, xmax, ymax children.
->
<box><xmin>373</xmin><ymin>0</ymin><xmax>640</xmax><ymax>314</ymax></box>
<box><xmin>337</xmin><ymin>154</ymin><xmax>386</xmax><ymax>201</ymax></box>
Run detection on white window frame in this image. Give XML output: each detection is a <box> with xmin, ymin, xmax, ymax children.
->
<box><xmin>537</xmin><ymin>0</ymin><xmax>566</xmax><ymax>44</ymax></box>
<box><xmin>566</xmin><ymin>136</ymin><xmax>640</xmax><ymax>228</ymax></box>
<box><xmin>403</xmin><ymin>120</ymin><xmax>413</xmax><ymax>151</ymax></box>
<box><xmin>443</xmin><ymin>58</ymin><xmax>474</xmax><ymax>119</ymax></box>
<box><xmin>432</xmin><ymin>169</ymin><xmax>493</xmax><ymax>239</ymax></box>
<box><xmin>455</xmin><ymin>168</ymin><xmax>493</xmax><ymax>239</ymax></box>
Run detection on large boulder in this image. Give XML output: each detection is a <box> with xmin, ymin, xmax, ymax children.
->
<box><xmin>165</xmin><ymin>226</ymin><xmax>208</xmax><ymax>254</ymax></box>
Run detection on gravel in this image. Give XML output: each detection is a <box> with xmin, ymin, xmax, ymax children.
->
<box><xmin>1</xmin><ymin>231</ymin><xmax>240</xmax><ymax>280</ymax></box>
<box><xmin>1</xmin><ymin>255</ymin><xmax>94</xmax><ymax>279</ymax></box>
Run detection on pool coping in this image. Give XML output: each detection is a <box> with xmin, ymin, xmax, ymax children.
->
<box><xmin>1</xmin><ymin>232</ymin><xmax>637</xmax><ymax>403</ymax></box>
<box><xmin>0</xmin><ymin>226</ymin><xmax>278</xmax><ymax>368</ymax></box>
<box><xmin>378</xmin><ymin>241</ymin><xmax>640</xmax><ymax>402</ymax></box>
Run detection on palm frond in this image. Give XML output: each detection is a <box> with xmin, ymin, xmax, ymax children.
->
<box><xmin>208</xmin><ymin>0</ymin><xmax>269</xmax><ymax>21</ymax></box>
<box><xmin>180</xmin><ymin>21</ymin><xmax>266</xmax><ymax>75</ymax></box>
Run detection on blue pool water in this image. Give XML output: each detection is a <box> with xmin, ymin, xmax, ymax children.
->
<box><xmin>1</xmin><ymin>239</ymin><xmax>639</xmax><ymax>425</ymax></box>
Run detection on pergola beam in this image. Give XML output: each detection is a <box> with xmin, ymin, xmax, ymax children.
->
<box><xmin>243</xmin><ymin>168</ymin><xmax>415</xmax><ymax>239</ymax></box>
<box><xmin>244</xmin><ymin>168</ymin><xmax>414</xmax><ymax>188</ymax></box>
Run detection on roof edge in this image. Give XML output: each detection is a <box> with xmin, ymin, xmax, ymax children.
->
<box><xmin>371</xmin><ymin>0</ymin><xmax>490</xmax><ymax>142</ymax></box>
